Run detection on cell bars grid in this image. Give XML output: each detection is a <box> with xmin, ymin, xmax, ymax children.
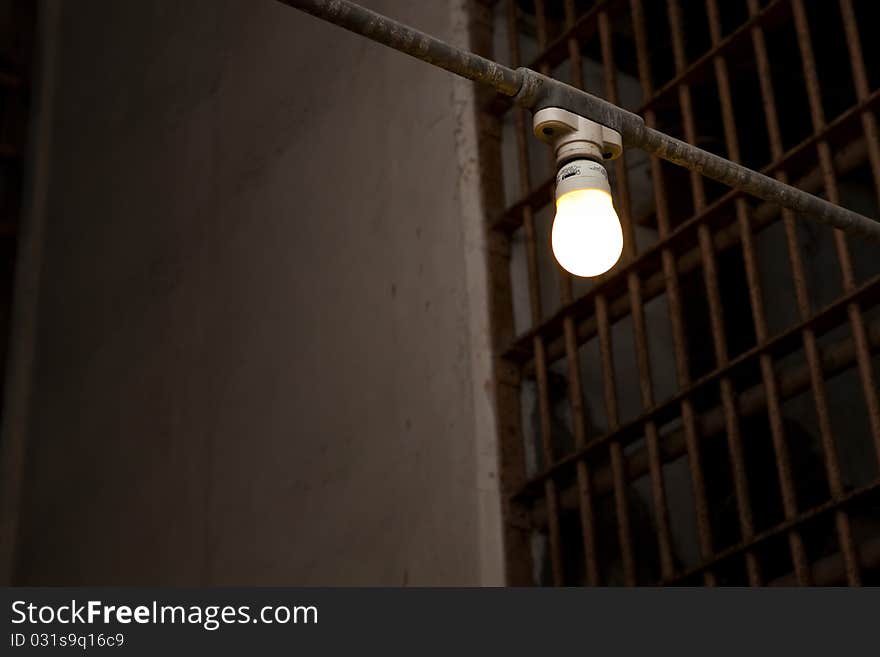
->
<box><xmin>473</xmin><ymin>0</ymin><xmax>880</xmax><ymax>586</ymax></box>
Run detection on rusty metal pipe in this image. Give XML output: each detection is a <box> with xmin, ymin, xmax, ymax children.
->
<box><xmin>280</xmin><ymin>0</ymin><xmax>880</xmax><ymax>244</ymax></box>
<box><xmin>278</xmin><ymin>0</ymin><xmax>522</xmax><ymax>95</ymax></box>
<box><xmin>638</xmin><ymin>126</ymin><xmax>879</xmax><ymax>242</ymax></box>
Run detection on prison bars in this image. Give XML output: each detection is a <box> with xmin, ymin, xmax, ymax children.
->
<box><xmin>503</xmin><ymin>130</ymin><xmax>878</xmax><ymax>371</ymax></box>
<box><xmin>707</xmin><ymin>0</ymin><xmax>806</xmax><ymax>586</ymax></box>
<box><xmin>524</xmin><ymin>306</ymin><xmax>880</xmax><ymax>584</ymax></box>
<box><xmin>699</xmin><ymin>0</ymin><xmax>767</xmax><ymax>583</ymax></box>
<box><xmin>504</xmin><ymin>0</ymin><xmax>566</xmax><ymax>585</ymax></box>
<box><xmin>513</xmin><ymin>257</ymin><xmax>880</xmax><ymax>494</ymax></box>
<box><xmin>632</xmin><ymin>0</ymin><xmax>717</xmax><ymax>585</ymax></box>
<box><xmin>493</xmin><ymin>0</ymin><xmax>880</xmax><ymax>586</ymax></box>
<box><xmin>279</xmin><ymin>0</ymin><xmax>880</xmax><ymax>243</ymax></box>
<box><xmin>559</xmin><ymin>0</ymin><xmax>604</xmax><ymax>586</ymax></box>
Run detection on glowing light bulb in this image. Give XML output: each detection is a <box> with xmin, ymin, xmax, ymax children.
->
<box><xmin>551</xmin><ymin>161</ymin><xmax>623</xmax><ymax>277</ymax></box>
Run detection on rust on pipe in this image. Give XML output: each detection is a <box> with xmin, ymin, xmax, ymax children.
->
<box><xmin>636</xmin><ymin>126</ymin><xmax>880</xmax><ymax>242</ymax></box>
<box><xmin>281</xmin><ymin>0</ymin><xmax>880</xmax><ymax>243</ymax></box>
<box><xmin>278</xmin><ymin>0</ymin><xmax>522</xmax><ymax>95</ymax></box>
<box><xmin>667</xmin><ymin>0</ymin><xmax>764</xmax><ymax>585</ymax></box>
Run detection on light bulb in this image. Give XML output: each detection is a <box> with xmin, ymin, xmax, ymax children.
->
<box><xmin>551</xmin><ymin>161</ymin><xmax>623</xmax><ymax>278</ymax></box>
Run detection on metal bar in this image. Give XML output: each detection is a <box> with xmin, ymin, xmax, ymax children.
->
<box><xmin>701</xmin><ymin>0</ymin><xmax>810</xmax><ymax>586</ymax></box>
<box><xmin>706</xmin><ymin>0</ymin><xmax>810</xmax><ymax>584</ymax></box>
<box><xmin>596</xmin><ymin>295</ymin><xmax>637</xmax><ymax>584</ymax></box>
<box><xmin>280</xmin><ymin>0</ymin><xmax>880</xmax><ymax>243</ymax></box>
<box><xmin>536</xmin><ymin>0</ymin><xmax>638</xmax><ymax>587</ymax></box>
<box><xmin>528</xmin><ymin>0</ymin><xmax>612</xmax><ymax>74</ymax></box>
<box><xmin>838</xmin><ymin>0</ymin><xmax>880</xmax><ymax>466</ymax></box>
<box><xmin>506</xmin><ymin>0</ymin><xmax>564</xmax><ymax>586</ymax></box>
<box><xmin>597</xmin><ymin>4</ymin><xmax>676</xmax><ymax>582</ymax></box>
<box><xmin>558</xmin><ymin>0</ymin><xmax>600</xmax><ymax>586</ymax></box>
<box><xmin>666</xmin><ymin>478</ymin><xmax>880</xmax><ymax>586</ymax></box>
<box><xmin>667</xmin><ymin>0</ymin><xmax>761</xmax><ymax>583</ymax></box>
<box><xmin>770</xmin><ymin>536</ymin><xmax>880</xmax><ymax>587</ymax></box>
<box><xmin>515</xmin><ymin>271</ymin><xmax>880</xmax><ymax>501</ymax></box>
<box><xmin>701</xmin><ymin>0</ymin><xmax>766</xmax><ymax>586</ymax></box>
<box><xmin>538</xmin><ymin>0</ymin><xmax>639</xmax><ymax>587</ymax></box>
<box><xmin>745</xmin><ymin>0</ymin><xmax>852</xmax><ymax>588</ymax></box>
<box><xmin>492</xmin><ymin>0</ymin><xmax>778</xmax><ymax>114</ymax></box>
<box><xmin>636</xmin><ymin>125</ymin><xmax>879</xmax><ymax>241</ymax></box>
<box><xmin>638</xmin><ymin>0</ymin><xmax>788</xmax><ymax>117</ymax></box>
<box><xmin>791</xmin><ymin>0</ymin><xmax>873</xmax><ymax>585</ymax></box>
<box><xmin>528</xmin><ymin>312</ymin><xmax>880</xmax><ymax>531</ymax></box>
<box><xmin>562</xmin><ymin>301</ymin><xmax>602</xmax><ymax>585</ymax></box>
<box><xmin>839</xmin><ymin>0</ymin><xmax>880</xmax><ymax>210</ymax></box>
<box><xmin>632</xmin><ymin>0</ymin><xmax>716</xmax><ymax>586</ymax></box>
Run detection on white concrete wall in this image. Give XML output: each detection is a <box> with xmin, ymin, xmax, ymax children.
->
<box><xmin>0</xmin><ymin>0</ymin><xmax>503</xmax><ymax>586</ymax></box>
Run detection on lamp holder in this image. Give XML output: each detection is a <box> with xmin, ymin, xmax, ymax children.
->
<box><xmin>533</xmin><ymin>107</ymin><xmax>623</xmax><ymax>165</ymax></box>
<box><xmin>553</xmin><ymin>159</ymin><xmax>611</xmax><ymax>200</ymax></box>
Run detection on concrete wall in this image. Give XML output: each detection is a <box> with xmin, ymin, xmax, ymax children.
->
<box><xmin>0</xmin><ymin>0</ymin><xmax>503</xmax><ymax>585</ymax></box>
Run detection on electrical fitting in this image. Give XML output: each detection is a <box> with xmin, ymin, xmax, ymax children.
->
<box><xmin>533</xmin><ymin>108</ymin><xmax>625</xmax><ymax>278</ymax></box>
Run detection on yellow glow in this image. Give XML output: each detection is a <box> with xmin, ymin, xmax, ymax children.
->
<box><xmin>551</xmin><ymin>188</ymin><xmax>623</xmax><ymax>277</ymax></box>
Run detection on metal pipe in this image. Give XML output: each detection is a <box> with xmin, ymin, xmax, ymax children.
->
<box><xmin>277</xmin><ymin>0</ymin><xmax>522</xmax><ymax>95</ymax></box>
<box><xmin>638</xmin><ymin>126</ymin><xmax>879</xmax><ymax>242</ymax></box>
<box><xmin>280</xmin><ymin>0</ymin><xmax>880</xmax><ymax>244</ymax></box>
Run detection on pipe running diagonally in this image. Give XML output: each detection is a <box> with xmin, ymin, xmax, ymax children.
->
<box><xmin>279</xmin><ymin>0</ymin><xmax>880</xmax><ymax>243</ymax></box>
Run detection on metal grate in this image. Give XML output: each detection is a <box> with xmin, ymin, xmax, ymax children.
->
<box><xmin>472</xmin><ymin>0</ymin><xmax>880</xmax><ymax>585</ymax></box>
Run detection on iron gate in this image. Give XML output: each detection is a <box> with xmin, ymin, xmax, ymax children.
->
<box><xmin>473</xmin><ymin>0</ymin><xmax>880</xmax><ymax>585</ymax></box>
